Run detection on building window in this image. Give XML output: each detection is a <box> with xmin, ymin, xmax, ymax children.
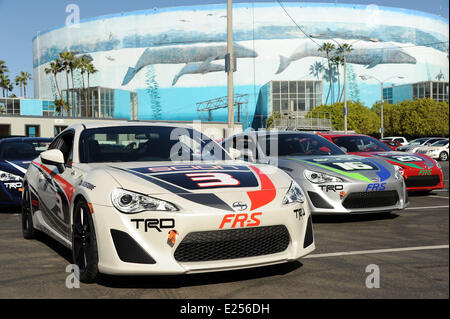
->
<box><xmin>54</xmin><ymin>125</ymin><xmax>68</xmax><ymax>136</ymax></box>
<box><xmin>25</xmin><ymin>125</ymin><xmax>40</xmax><ymax>137</ymax></box>
<box><xmin>0</xmin><ymin>124</ymin><xmax>11</xmax><ymax>137</ymax></box>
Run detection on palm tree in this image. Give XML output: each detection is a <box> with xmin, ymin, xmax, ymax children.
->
<box><xmin>0</xmin><ymin>74</ymin><xmax>13</xmax><ymax>97</ymax></box>
<box><xmin>0</xmin><ymin>60</ymin><xmax>8</xmax><ymax>76</ymax></box>
<box><xmin>336</xmin><ymin>43</ymin><xmax>353</xmax><ymax>102</ymax></box>
<box><xmin>59</xmin><ymin>52</ymin><xmax>75</xmax><ymax>112</ymax></box>
<box><xmin>318</xmin><ymin>42</ymin><xmax>336</xmax><ymax>105</ymax></box>
<box><xmin>331</xmin><ymin>55</ymin><xmax>343</xmax><ymax>103</ymax></box>
<box><xmin>54</xmin><ymin>99</ymin><xmax>64</xmax><ymax>116</ymax></box>
<box><xmin>85</xmin><ymin>62</ymin><xmax>98</xmax><ymax>117</ymax></box>
<box><xmin>15</xmin><ymin>75</ymin><xmax>23</xmax><ymax>97</ymax></box>
<box><xmin>20</xmin><ymin>71</ymin><xmax>32</xmax><ymax>98</ymax></box>
<box><xmin>45</xmin><ymin>59</ymin><xmax>68</xmax><ymax>113</ymax></box>
<box><xmin>78</xmin><ymin>57</ymin><xmax>89</xmax><ymax>116</ymax></box>
<box><xmin>309</xmin><ymin>61</ymin><xmax>324</xmax><ymax>80</ymax></box>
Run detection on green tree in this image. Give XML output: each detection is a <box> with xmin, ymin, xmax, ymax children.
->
<box><xmin>45</xmin><ymin>59</ymin><xmax>68</xmax><ymax>113</ymax></box>
<box><xmin>20</xmin><ymin>71</ymin><xmax>32</xmax><ymax>97</ymax></box>
<box><xmin>265</xmin><ymin>112</ymin><xmax>281</xmax><ymax>129</ymax></box>
<box><xmin>0</xmin><ymin>74</ymin><xmax>13</xmax><ymax>98</ymax></box>
<box><xmin>318</xmin><ymin>42</ymin><xmax>335</xmax><ymax>105</ymax></box>
<box><xmin>308</xmin><ymin>101</ymin><xmax>380</xmax><ymax>135</ymax></box>
<box><xmin>373</xmin><ymin>98</ymin><xmax>449</xmax><ymax>138</ymax></box>
<box><xmin>0</xmin><ymin>60</ymin><xmax>8</xmax><ymax>76</ymax></box>
<box><xmin>85</xmin><ymin>61</ymin><xmax>98</xmax><ymax>117</ymax></box>
<box><xmin>59</xmin><ymin>52</ymin><xmax>75</xmax><ymax>111</ymax></box>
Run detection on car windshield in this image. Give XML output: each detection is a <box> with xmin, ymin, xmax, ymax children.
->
<box><xmin>0</xmin><ymin>139</ymin><xmax>51</xmax><ymax>161</ymax></box>
<box><xmin>431</xmin><ymin>139</ymin><xmax>448</xmax><ymax>146</ymax></box>
<box><xmin>331</xmin><ymin>135</ymin><xmax>392</xmax><ymax>152</ymax></box>
<box><xmin>408</xmin><ymin>138</ymin><xmax>429</xmax><ymax>146</ymax></box>
<box><xmin>79</xmin><ymin>126</ymin><xmax>229</xmax><ymax>163</ymax></box>
<box><xmin>258</xmin><ymin>133</ymin><xmax>345</xmax><ymax>157</ymax></box>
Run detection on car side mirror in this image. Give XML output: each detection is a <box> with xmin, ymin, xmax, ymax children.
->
<box><xmin>228</xmin><ymin>148</ymin><xmax>242</xmax><ymax>160</ymax></box>
<box><xmin>41</xmin><ymin>149</ymin><xmax>65</xmax><ymax>173</ymax></box>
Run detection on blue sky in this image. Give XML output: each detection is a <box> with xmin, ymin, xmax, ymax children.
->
<box><xmin>0</xmin><ymin>0</ymin><xmax>448</xmax><ymax>98</ymax></box>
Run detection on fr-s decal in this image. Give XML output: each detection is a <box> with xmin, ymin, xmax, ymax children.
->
<box><xmin>219</xmin><ymin>212</ymin><xmax>262</xmax><ymax>229</ymax></box>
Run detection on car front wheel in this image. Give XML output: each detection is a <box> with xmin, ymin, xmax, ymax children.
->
<box><xmin>439</xmin><ymin>152</ymin><xmax>448</xmax><ymax>161</ymax></box>
<box><xmin>72</xmin><ymin>199</ymin><xmax>99</xmax><ymax>283</ymax></box>
<box><xmin>21</xmin><ymin>185</ymin><xmax>35</xmax><ymax>239</ymax></box>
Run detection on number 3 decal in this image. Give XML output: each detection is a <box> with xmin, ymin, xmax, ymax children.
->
<box><xmin>333</xmin><ymin>162</ymin><xmax>374</xmax><ymax>170</ymax></box>
<box><xmin>185</xmin><ymin>173</ymin><xmax>240</xmax><ymax>187</ymax></box>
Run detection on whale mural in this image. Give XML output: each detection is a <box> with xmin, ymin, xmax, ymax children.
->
<box><xmin>172</xmin><ymin>60</ymin><xmax>225</xmax><ymax>86</ymax></box>
<box><xmin>121</xmin><ymin>42</ymin><xmax>257</xmax><ymax>85</ymax></box>
<box><xmin>276</xmin><ymin>40</ymin><xmax>417</xmax><ymax>74</ymax></box>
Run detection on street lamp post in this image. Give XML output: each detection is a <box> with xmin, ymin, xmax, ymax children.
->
<box><xmin>360</xmin><ymin>75</ymin><xmax>404</xmax><ymax>139</ymax></box>
<box><xmin>226</xmin><ymin>0</ymin><xmax>234</xmax><ymax>136</ymax></box>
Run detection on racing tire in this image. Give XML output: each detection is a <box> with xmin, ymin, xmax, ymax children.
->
<box><xmin>438</xmin><ymin>152</ymin><xmax>448</xmax><ymax>161</ymax></box>
<box><xmin>72</xmin><ymin>199</ymin><xmax>99</xmax><ymax>283</ymax></box>
<box><xmin>21</xmin><ymin>185</ymin><xmax>35</xmax><ymax>240</ymax></box>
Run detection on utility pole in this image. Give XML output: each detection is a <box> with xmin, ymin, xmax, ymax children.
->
<box><xmin>380</xmin><ymin>81</ymin><xmax>384</xmax><ymax>139</ymax></box>
<box><xmin>227</xmin><ymin>0</ymin><xmax>234</xmax><ymax>135</ymax></box>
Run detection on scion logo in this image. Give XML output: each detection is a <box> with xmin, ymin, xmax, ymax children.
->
<box><xmin>365</xmin><ymin>183</ymin><xmax>386</xmax><ymax>192</ymax></box>
<box><xmin>131</xmin><ymin>218</ymin><xmax>175</xmax><ymax>232</ymax></box>
<box><xmin>219</xmin><ymin>212</ymin><xmax>262</xmax><ymax>229</ymax></box>
<box><xmin>319</xmin><ymin>185</ymin><xmax>343</xmax><ymax>192</ymax></box>
<box><xmin>232</xmin><ymin>201</ymin><xmax>248</xmax><ymax>211</ymax></box>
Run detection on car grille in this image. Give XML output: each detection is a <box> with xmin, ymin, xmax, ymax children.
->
<box><xmin>405</xmin><ymin>175</ymin><xmax>440</xmax><ymax>188</ymax></box>
<box><xmin>342</xmin><ymin>191</ymin><xmax>399</xmax><ymax>209</ymax></box>
<box><xmin>174</xmin><ymin>225</ymin><xmax>290</xmax><ymax>262</ymax></box>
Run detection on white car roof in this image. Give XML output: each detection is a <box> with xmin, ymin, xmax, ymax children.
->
<box><xmin>68</xmin><ymin>121</ymin><xmax>192</xmax><ymax>131</ymax></box>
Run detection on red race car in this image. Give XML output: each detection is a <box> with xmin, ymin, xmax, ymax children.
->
<box><xmin>318</xmin><ymin>133</ymin><xmax>445</xmax><ymax>192</ymax></box>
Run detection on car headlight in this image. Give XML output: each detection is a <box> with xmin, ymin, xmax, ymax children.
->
<box><xmin>435</xmin><ymin>160</ymin><xmax>441</xmax><ymax>169</ymax></box>
<box><xmin>111</xmin><ymin>188</ymin><xmax>178</xmax><ymax>213</ymax></box>
<box><xmin>283</xmin><ymin>180</ymin><xmax>305</xmax><ymax>204</ymax></box>
<box><xmin>0</xmin><ymin>170</ymin><xmax>22</xmax><ymax>182</ymax></box>
<box><xmin>393</xmin><ymin>165</ymin><xmax>404</xmax><ymax>180</ymax></box>
<box><xmin>304</xmin><ymin>169</ymin><xmax>345</xmax><ymax>184</ymax></box>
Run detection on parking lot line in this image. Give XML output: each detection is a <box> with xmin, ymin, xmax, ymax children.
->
<box><xmin>429</xmin><ymin>195</ymin><xmax>449</xmax><ymax>199</ymax></box>
<box><xmin>304</xmin><ymin>245</ymin><xmax>449</xmax><ymax>259</ymax></box>
<box><xmin>405</xmin><ymin>205</ymin><xmax>449</xmax><ymax>210</ymax></box>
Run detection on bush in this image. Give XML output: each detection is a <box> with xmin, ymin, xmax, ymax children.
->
<box><xmin>308</xmin><ymin>101</ymin><xmax>380</xmax><ymax>135</ymax></box>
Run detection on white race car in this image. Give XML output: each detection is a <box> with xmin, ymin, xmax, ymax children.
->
<box><xmin>22</xmin><ymin>122</ymin><xmax>314</xmax><ymax>282</ymax></box>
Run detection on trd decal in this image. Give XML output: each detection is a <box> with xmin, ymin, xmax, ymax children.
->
<box><xmin>131</xmin><ymin>218</ymin><xmax>175</xmax><ymax>232</ymax></box>
<box><xmin>365</xmin><ymin>183</ymin><xmax>386</xmax><ymax>192</ymax></box>
<box><xmin>319</xmin><ymin>185</ymin><xmax>343</xmax><ymax>192</ymax></box>
<box><xmin>418</xmin><ymin>169</ymin><xmax>432</xmax><ymax>176</ymax></box>
<box><xmin>219</xmin><ymin>212</ymin><xmax>262</xmax><ymax>229</ymax></box>
<box><xmin>151</xmin><ymin>171</ymin><xmax>258</xmax><ymax>190</ymax></box>
<box><xmin>3</xmin><ymin>182</ymin><xmax>22</xmax><ymax>190</ymax></box>
<box><xmin>293</xmin><ymin>208</ymin><xmax>305</xmax><ymax>219</ymax></box>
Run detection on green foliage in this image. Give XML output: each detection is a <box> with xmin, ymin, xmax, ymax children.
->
<box><xmin>372</xmin><ymin>98</ymin><xmax>449</xmax><ymax>138</ymax></box>
<box><xmin>265</xmin><ymin>112</ymin><xmax>281</xmax><ymax>129</ymax></box>
<box><xmin>308</xmin><ymin>101</ymin><xmax>380</xmax><ymax>135</ymax></box>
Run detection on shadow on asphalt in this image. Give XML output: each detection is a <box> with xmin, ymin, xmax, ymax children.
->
<box><xmin>0</xmin><ymin>207</ymin><xmax>21</xmax><ymax>214</ymax></box>
<box><xmin>97</xmin><ymin>261</ymin><xmax>302</xmax><ymax>289</ymax></box>
<box><xmin>312</xmin><ymin>212</ymin><xmax>400</xmax><ymax>224</ymax></box>
<box><xmin>35</xmin><ymin>231</ymin><xmax>72</xmax><ymax>263</ymax></box>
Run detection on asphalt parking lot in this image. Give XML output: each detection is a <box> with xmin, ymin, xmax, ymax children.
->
<box><xmin>0</xmin><ymin>162</ymin><xmax>448</xmax><ymax>299</ymax></box>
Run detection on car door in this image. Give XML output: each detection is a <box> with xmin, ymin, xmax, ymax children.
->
<box><xmin>37</xmin><ymin>131</ymin><xmax>78</xmax><ymax>240</ymax></box>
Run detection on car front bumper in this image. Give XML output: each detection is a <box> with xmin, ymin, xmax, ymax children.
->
<box><xmin>91</xmin><ymin>203</ymin><xmax>315</xmax><ymax>275</ymax></box>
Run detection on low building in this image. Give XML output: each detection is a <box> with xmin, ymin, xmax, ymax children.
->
<box><xmin>383</xmin><ymin>81</ymin><xmax>449</xmax><ymax>104</ymax></box>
